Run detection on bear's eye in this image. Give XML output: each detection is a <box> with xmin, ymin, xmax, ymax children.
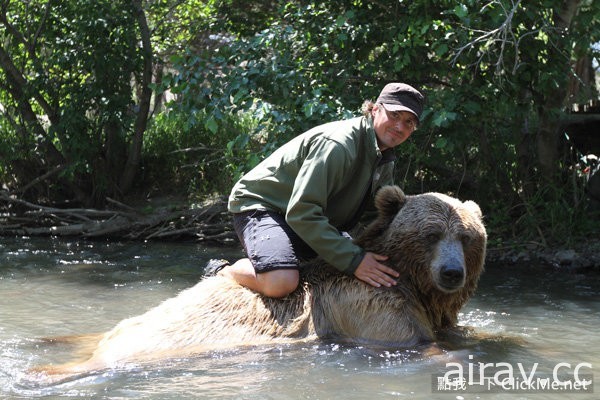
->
<box><xmin>425</xmin><ymin>232</ymin><xmax>441</xmax><ymax>244</ymax></box>
<box><xmin>460</xmin><ymin>234</ymin><xmax>473</xmax><ymax>247</ymax></box>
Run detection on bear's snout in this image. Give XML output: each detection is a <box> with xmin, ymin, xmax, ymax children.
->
<box><xmin>439</xmin><ymin>263</ymin><xmax>465</xmax><ymax>290</ymax></box>
<box><xmin>431</xmin><ymin>238</ymin><xmax>467</xmax><ymax>293</ymax></box>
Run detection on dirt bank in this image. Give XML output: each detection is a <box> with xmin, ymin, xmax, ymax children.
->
<box><xmin>486</xmin><ymin>239</ymin><xmax>600</xmax><ymax>273</ymax></box>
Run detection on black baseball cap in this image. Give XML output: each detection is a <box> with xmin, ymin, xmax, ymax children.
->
<box><xmin>376</xmin><ymin>83</ymin><xmax>424</xmax><ymax>120</ymax></box>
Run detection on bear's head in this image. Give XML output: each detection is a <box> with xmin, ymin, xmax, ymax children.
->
<box><xmin>357</xmin><ymin>186</ymin><xmax>487</xmax><ymax>300</ymax></box>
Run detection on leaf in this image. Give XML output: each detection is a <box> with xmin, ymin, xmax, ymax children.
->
<box><xmin>435</xmin><ymin>43</ymin><xmax>449</xmax><ymax>57</ymax></box>
<box><xmin>432</xmin><ymin>111</ymin><xmax>458</xmax><ymax>128</ymax></box>
<box><xmin>304</xmin><ymin>102</ymin><xmax>314</xmax><ymax>118</ymax></box>
<box><xmin>247</xmin><ymin>153</ymin><xmax>260</xmax><ymax>169</ymax></box>
<box><xmin>205</xmin><ymin>116</ymin><xmax>218</xmax><ymax>134</ymax></box>
<box><xmin>435</xmin><ymin>137</ymin><xmax>448</xmax><ymax>149</ymax></box>
<box><xmin>453</xmin><ymin>4</ymin><xmax>468</xmax><ymax>19</ymax></box>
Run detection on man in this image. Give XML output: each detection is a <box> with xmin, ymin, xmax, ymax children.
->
<box><xmin>215</xmin><ymin>83</ymin><xmax>424</xmax><ymax>298</ymax></box>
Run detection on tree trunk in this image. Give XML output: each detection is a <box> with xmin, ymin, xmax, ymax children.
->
<box><xmin>119</xmin><ymin>0</ymin><xmax>153</xmax><ymax>194</ymax></box>
<box><xmin>536</xmin><ymin>0</ymin><xmax>581</xmax><ymax>181</ymax></box>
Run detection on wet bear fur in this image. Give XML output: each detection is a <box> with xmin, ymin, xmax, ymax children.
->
<box><xmin>30</xmin><ymin>186</ymin><xmax>487</xmax><ymax>383</ymax></box>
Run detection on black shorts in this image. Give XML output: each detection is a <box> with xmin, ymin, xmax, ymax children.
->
<box><xmin>233</xmin><ymin>210</ymin><xmax>318</xmax><ymax>273</ymax></box>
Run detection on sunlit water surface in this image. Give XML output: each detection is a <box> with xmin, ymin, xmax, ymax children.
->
<box><xmin>0</xmin><ymin>237</ymin><xmax>598</xmax><ymax>399</ymax></box>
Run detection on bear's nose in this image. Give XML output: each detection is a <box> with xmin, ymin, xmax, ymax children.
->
<box><xmin>440</xmin><ymin>265</ymin><xmax>465</xmax><ymax>287</ymax></box>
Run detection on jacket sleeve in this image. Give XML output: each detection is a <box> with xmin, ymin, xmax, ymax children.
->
<box><xmin>285</xmin><ymin>137</ymin><xmax>365</xmax><ymax>274</ymax></box>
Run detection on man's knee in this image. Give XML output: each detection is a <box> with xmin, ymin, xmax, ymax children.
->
<box><xmin>258</xmin><ymin>269</ymin><xmax>299</xmax><ymax>298</ymax></box>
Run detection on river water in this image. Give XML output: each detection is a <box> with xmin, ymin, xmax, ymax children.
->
<box><xmin>0</xmin><ymin>237</ymin><xmax>598</xmax><ymax>399</ymax></box>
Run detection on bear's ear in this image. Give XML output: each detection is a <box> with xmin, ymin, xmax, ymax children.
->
<box><xmin>375</xmin><ymin>186</ymin><xmax>407</xmax><ymax>218</ymax></box>
<box><xmin>463</xmin><ymin>200</ymin><xmax>483</xmax><ymax>220</ymax></box>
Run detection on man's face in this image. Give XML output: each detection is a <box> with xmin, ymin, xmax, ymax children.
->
<box><xmin>372</xmin><ymin>104</ymin><xmax>417</xmax><ymax>151</ymax></box>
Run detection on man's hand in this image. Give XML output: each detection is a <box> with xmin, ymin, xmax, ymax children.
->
<box><xmin>354</xmin><ymin>252</ymin><xmax>399</xmax><ymax>288</ymax></box>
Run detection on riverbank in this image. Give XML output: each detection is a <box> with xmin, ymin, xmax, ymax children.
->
<box><xmin>1</xmin><ymin>191</ymin><xmax>598</xmax><ymax>273</ymax></box>
<box><xmin>486</xmin><ymin>239</ymin><xmax>600</xmax><ymax>273</ymax></box>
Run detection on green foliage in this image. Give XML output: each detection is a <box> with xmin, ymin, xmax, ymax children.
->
<box><xmin>0</xmin><ymin>0</ymin><xmax>145</xmax><ymax>204</ymax></box>
<box><xmin>143</xmin><ymin>108</ymin><xmax>259</xmax><ymax>195</ymax></box>
<box><xmin>0</xmin><ymin>0</ymin><xmax>598</xmax><ymax>244</ymax></box>
<box><xmin>164</xmin><ymin>3</ymin><xmax>361</xmax><ymax>174</ymax></box>
<box><xmin>150</xmin><ymin>0</ymin><xmax>598</xmax><ymax>244</ymax></box>
<box><xmin>147</xmin><ymin>0</ymin><xmax>218</xmax><ymax>53</ymax></box>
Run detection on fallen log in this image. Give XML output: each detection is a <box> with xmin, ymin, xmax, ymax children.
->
<box><xmin>0</xmin><ymin>191</ymin><xmax>236</xmax><ymax>245</ymax></box>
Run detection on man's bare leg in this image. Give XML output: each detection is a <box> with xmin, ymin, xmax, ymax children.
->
<box><xmin>219</xmin><ymin>258</ymin><xmax>299</xmax><ymax>298</ymax></box>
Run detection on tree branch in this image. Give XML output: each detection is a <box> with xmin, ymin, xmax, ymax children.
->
<box><xmin>451</xmin><ymin>0</ymin><xmax>522</xmax><ymax>73</ymax></box>
<box><xmin>17</xmin><ymin>164</ymin><xmax>67</xmax><ymax>195</ymax></box>
<box><xmin>0</xmin><ymin>2</ymin><xmax>59</xmax><ymax>124</ymax></box>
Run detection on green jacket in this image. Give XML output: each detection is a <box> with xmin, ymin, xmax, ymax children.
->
<box><xmin>228</xmin><ymin>116</ymin><xmax>395</xmax><ymax>274</ymax></box>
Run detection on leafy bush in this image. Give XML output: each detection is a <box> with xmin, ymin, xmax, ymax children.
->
<box><xmin>142</xmin><ymin>108</ymin><xmax>259</xmax><ymax>196</ymax></box>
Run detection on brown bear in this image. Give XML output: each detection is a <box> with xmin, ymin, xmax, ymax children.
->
<box><xmin>30</xmin><ymin>185</ymin><xmax>487</xmax><ymax>384</ymax></box>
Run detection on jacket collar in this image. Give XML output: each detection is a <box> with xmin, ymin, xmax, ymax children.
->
<box><xmin>366</xmin><ymin>116</ymin><xmax>397</xmax><ymax>164</ymax></box>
